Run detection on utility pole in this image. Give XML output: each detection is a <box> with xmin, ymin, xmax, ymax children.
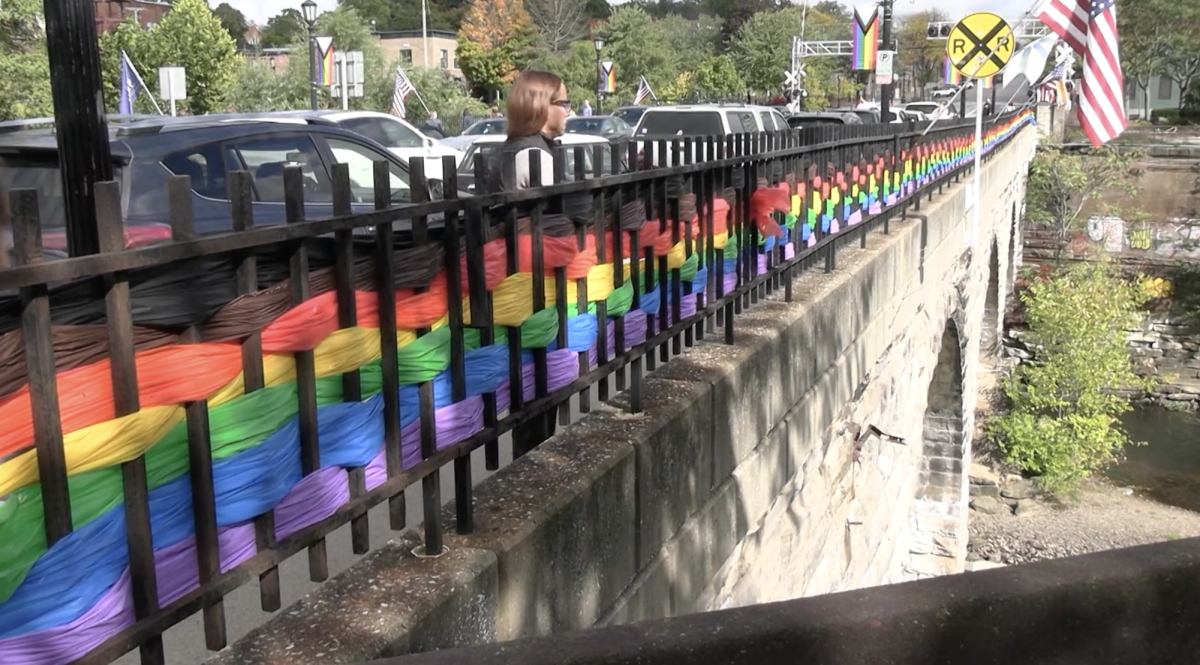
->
<box><xmin>878</xmin><ymin>0</ymin><xmax>895</xmax><ymax>123</ymax></box>
<box><xmin>44</xmin><ymin>0</ymin><xmax>114</xmax><ymax>257</ymax></box>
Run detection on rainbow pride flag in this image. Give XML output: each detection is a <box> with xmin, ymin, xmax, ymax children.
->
<box><xmin>944</xmin><ymin>56</ymin><xmax>962</xmax><ymax>85</ymax></box>
<box><xmin>852</xmin><ymin>5</ymin><xmax>879</xmax><ymax>71</ymax></box>
<box><xmin>318</xmin><ymin>38</ymin><xmax>335</xmax><ymax>86</ymax></box>
<box><xmin>601</xmin><ymin>61</ymin><xmax>617</xmax><ymax>94</ymax></box>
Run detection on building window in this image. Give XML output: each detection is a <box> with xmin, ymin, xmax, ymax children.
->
<box><xmin>400</xmin><ymin>49</ymin><xmax>412</xmax><ymax>66</ymax></box>
<box><xmin>1158</xmin><ymin>76</ymin><xmax>1174</xmax><ymax>101</ymax></box>
<box><xmin>440</xmin><ymin>49</ymin><xmax>449</xmax><ymax>70</ymax></box>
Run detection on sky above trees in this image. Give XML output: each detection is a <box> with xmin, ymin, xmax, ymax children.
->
<box><xmin>222</xmin><ymin>0</ymin><xmax>1030</xmax><ymax>30</ymax></box>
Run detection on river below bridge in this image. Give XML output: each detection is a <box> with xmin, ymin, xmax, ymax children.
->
<box><xmin>969</xmin><ymin>405</ymin><xmax>1200</xmax><ymax>565</ymax></box>
<box><xmin>1106</xmin><ymin>406</ymin><xmax>1200</xmax><ymax>514</ymax></box>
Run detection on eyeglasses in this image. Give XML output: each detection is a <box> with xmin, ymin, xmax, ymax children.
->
<box><xmin>551</xmin><ymin>100</ymin><xmax>571</xmax><ymax>109</ymax></box>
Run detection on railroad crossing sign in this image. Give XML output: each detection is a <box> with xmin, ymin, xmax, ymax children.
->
<box><xmin>946</xmin><ymin>12</ymin><xmax>1014</xmax><ymax>79</ymax></box>
<box><xmin>784</xmin><ymin>68</ymin><xmax>805</xmax><ymax>87</ymax></box>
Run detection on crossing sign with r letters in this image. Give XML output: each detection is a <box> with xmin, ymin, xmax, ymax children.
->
<box><xmin>945</xmin><ymin>12</ymin><xmax>1014</xmax><ymax>79</ymax></box>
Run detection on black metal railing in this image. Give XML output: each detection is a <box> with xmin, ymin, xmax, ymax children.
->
<box><xmin>0</xmin><ymin>112</ymin><xmax>1031</xmax><ymax>665</ymax></box>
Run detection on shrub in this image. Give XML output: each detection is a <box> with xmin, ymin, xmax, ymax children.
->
<box><xmin>989</xmin><ymin>261</ymin><xmax>1153</xmax><ymax>492</ymax></box>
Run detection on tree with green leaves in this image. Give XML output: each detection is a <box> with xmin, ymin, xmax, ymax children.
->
<box><xmin>596</xmin><ymin>6</ymin><xmax>681</xmax><ymax>102</ymax></box>
<box><xmin>527</xmin><ymin>39</ymin><xmax>605</xmax><ymax>107</ymax></box>
<box><xmin>1024</xmin><ymin>138</ymin><xmax>1141</xmax><ymax>259</ymax></box>
<box><xmin>134</xmin><ymin>0</ymin><xmax>238</xmax><ymax>115</ymax></box>
<box><xmin>990</xmin><ymin>260</ymin><xmax>1152</xmax><ymax>493</ymax></box>
<box><xmin>1117</xmin><ymin>0</ymin><xmax>1169</xmax><ymax>119</ymax></box>
<box><xmin>692</xmin><ymin>54</ymin><xmax>744</xmax><ymax>101</ymax></box>
<box><xmin>1160</xmin><ymin>5</ymin><xmax>1200</xmax><ymax>112</ymax></box>
<box><xmin>212</xmin><ymin>3</ymin><xmax>248</xmax><ymax>48</ymax></box>
<box><xmin>260</xmin><ymin>8</ymin><xmax>306</xmax><ymax>48</ymax></box>
<box><xmin>0</xmin><ymin>0</ymin><xmax>52</xmax><ymax>119</ymax></box>
<box><xmin>727</xmin><ymin>8</ymin><xmax>797</xmax><ymax>97</ymax></box>
<box><xmin>659</xmin><ymin>14</ymin><xmax>723</xmax><ymax>70</ymax></box>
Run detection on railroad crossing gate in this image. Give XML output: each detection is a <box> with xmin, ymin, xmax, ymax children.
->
<box><xmin>946</xmin><ymin>12</ymin><xmax>1014</xmax><ymax>80</ymax></box>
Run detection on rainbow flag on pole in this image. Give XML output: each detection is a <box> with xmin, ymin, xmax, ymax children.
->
<box><xmin>316</xmin><ymin>37</ymin><xmax>335</xmax><ymax>85</ymax></box>
<box><xmin>851</xmin><ymin>5</ymin><xmax>879</xmax><ymax>70</ymax></box>
<box><xmin>943</xmin><ymin>56</ymin><xmax>962</xmax><ymax>85</ymax></box>
<box><xmin>601</xmin><ymin>61</ymin><xmax>616</xmax><ymax>94</ymax></box>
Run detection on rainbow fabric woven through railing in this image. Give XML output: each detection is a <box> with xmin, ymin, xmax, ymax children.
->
<box><xmin>0</xmin><ymin>111</ymin><xmax>1036</xmax><ymax>665</ymax></box>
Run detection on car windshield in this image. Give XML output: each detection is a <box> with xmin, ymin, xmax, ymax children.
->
<box><xmin>340</xmin><ymin>116</ymin><xmax>424</xmax><ymax>148</ymax></box>
<box><xmin>636</xmin><ymin>111</ymin><xmax>723</xmax><ymax>136</ymax></box>
<box><xmin>463</xmin><ymin>119</ymin><xmax>507</xmax><ymax>136</ymax></box>
<box><xmin>908</xmin><ymin>104</ymin><xmax>940</xmax><ymax>113</ymax></box>
<box><xmin>566</xmin><ymin>118</ymin><xmax>607</xmax><ymax>134</ymax></box>
<box><xmin>613</xmin><ymin>108</ymin><xmax>645</xmax><ymax>126</ymax></box>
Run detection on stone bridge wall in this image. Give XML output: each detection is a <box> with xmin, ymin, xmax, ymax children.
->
<box><xmin>206</xmin><ymin>127</ymin><xmax>1037</xmax><ymax>665</ymax></box>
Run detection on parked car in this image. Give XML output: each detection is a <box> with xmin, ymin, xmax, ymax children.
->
<box><xmin>784</xmin><ymin>111</ymin><xmax>864</xmax><ymax>129</ymax></box>
<box><xmin>0</xmin><ymin>114</ymin><xmax>455</xmax><ymax>247</ymax></box>
<box><xmin>631</xmin><ymin>104</ymin><xmax>789</xmax><ymax>166</ymax></box>
<box><xmin>633</xmin><ymin>104</ymin><xmax>789</xmax><ymax>139</ymax></box>
<box><xmin>565</xmin><ymin>115</ymin><xmax>634</xmax><ymax>140</ymax></box>
<box><xmin>827</xmin><ymin>107</ymin><xmax>881</xmax><ymax>124</ymax></box>
<box><xmin>453</xmin><ymin>133</ymin><xmax>619</xmax><ymax>194</ymax></box>
<box><xmin>267</xmin><ymin>110</ymin><xmax>461</xmax><ymax>180</ymax></box>
<box><xmin>906</xmin><ymin>102</ymin><xmax>955</xmax><ymax>121</ymax></box>
<box><xmin>438</xmin><ymin>118</ymin><xmax>507</xmax><ymax>152</ymax></box>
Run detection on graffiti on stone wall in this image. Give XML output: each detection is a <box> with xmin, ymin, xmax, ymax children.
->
<box><xmin>1087</xmin><ymin>216</ymin><xmax>1126</xmax><ymax>253</ymax></box>
<box><xmin>1072</xmin><ymin>215</ymin><xmax>1200</xmax><ymax>258</ymax></box>
<box><xmin>1152</xmin><ymin>222</ymin><xmax>1200</xmax><ymax>260</ymax></box>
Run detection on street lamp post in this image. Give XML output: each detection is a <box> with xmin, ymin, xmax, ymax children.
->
<box><xmin>594</xmin><ymin>36</ymin><xmax>604</xmax><ymax>114</ymax></box>
<box><xmin>302</xmin><ymin>0</ymin><xmax>318</xmax><ymax>111</ymax></box>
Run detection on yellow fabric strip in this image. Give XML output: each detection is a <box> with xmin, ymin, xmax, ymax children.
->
<box><xmin>0</xmin><ymin>405</ymin><xmax>184</xmax><ymax>497</ymax></box>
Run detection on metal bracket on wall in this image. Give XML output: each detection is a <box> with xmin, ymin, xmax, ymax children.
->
<box><xmin>850</xmin><ymin>423</ymin><xmax>906</xmax><ymax>463</ymax></box>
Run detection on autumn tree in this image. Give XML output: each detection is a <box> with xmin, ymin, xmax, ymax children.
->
<box><xmin>457</xmin><ymin>0</ymin><xmax>536</xmax><ymax>95</ymax></box>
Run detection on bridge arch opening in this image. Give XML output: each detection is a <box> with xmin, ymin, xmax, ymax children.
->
<box><xmin>981</xmin><ymin>238</ymin><xmax>1001</xmax><ymax>362</ymax></box>
<box><xmin>906</xmin><ymin>318</ymin><xmax>968</xmax><ymax>578</ymax></box>
<box><xmin>1007</xmin><ymin>202</ymin><xmax>1019</xmax><ymax>295</ymax></box>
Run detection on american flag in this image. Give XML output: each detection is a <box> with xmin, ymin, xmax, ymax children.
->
<box><xmin>633</xmin><ymin>76</ymin><xmax>654</xmax><ymax>105</ymax></box>
<box><xmin>390</xmin><ymin>64</ymin><xmax>416</xmax><ymax>119</ymax></box>
<box><xmin>1038</xmin><ymin>0</ymin><xmax>1125</xmax><ymax>146</ymax></box>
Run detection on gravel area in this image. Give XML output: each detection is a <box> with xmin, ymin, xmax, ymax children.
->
<box><xmin>968</xmin><ymin>477</ymin><xmax>1200</xmax><ymax>565</ymax></box>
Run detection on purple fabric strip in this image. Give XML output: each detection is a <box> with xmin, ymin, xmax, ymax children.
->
<box><xmin>784</xmin><ymin>243</ymin><xmax>795</xmax><ymax>261</ymax></box>
<box><xmin>3</xmin><ymin>467</ymin><xmax>358</xmax><ymax>665</ymax></box>
<box><xmin>586</xmin><ymin>310</ymin><xmax>649</xmax><ymax>367</ymax></box>
<box><xmin>723</xmin><ymin>271</ymin><xmax>738</xmax><ymax>296</ymax></box>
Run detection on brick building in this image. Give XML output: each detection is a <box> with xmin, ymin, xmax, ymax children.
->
<box><xmin>94</xmin><ymin>0</ymin><xmax>171</xmax><ymax>33</ymax></box>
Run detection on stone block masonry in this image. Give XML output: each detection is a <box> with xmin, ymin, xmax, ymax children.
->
<box><xmin>204</xmin><ymin>127</ymin><xmax>1036</xmax><ymax>665</ymax></box>
<box><xmin>1004</xmin><ymin>316</ymin><xmax>1200</xmax><ymax>407</ymax></box>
